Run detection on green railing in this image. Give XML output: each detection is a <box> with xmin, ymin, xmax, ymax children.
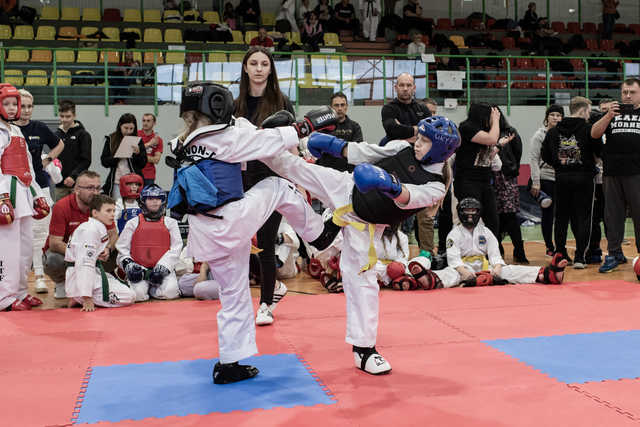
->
<box><xmin>0</xmin><ymin>46</ymin><xmax>631</xmax><ymax>116</ymax></box>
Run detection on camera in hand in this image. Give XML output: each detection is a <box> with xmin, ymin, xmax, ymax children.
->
<box><xmin>619</xmin><ymin>103</ymin><xmax>636</xmax><ymax>115</ymax></box>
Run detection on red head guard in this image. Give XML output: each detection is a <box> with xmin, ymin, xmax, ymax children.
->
<box><xmin>0</xmin><ymin>83</ymin><xmax>21</xmax><ymax>121</ymax></box>
<box><xmin>119</xmin><ymin>173</ymin><xmax>144</xmax><ymax>199</ymax></box>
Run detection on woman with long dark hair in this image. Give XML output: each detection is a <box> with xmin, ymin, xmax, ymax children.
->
<box><xmin>100</xmin><ymin>113</ymin><xmax>147</xmax><ymax>197</ymax></box>
<box><xmin>235</xmin><ymin>46</ymin><xmax>295</xmax><ymax>327</ymax></box>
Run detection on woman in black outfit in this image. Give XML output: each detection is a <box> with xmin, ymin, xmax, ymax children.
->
<box><xmin>454</xmin><ymin>103</ymin><xmax>501</xmax><ymax>237</ymax></box>
<box><xmin>234</xmin><ymin>46</ymin><xmax>295</xmax><ymax>327</ymax></box>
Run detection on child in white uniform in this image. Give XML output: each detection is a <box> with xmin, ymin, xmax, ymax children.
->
<box><xmin>116</xmin><ymin>184</ymin><xmax>182</xmax><ymax>301</ymax></box>
<box><xmin>261</xmin><ymin>115</ymin><xmax>460</xmax><ymax>375</ymax></box>
<box><xmin>114</xmin><ymin>173</ymin><xmax>143</xmax><ymax>233</ymax></box>
<box><xmin>65</xmin><ymin>194</ymin><xmax>135</xmax><ymax>311</ymax></box>
<box><xmin>167</xmin><ymin>82</ymin><xmax>339</xmax><ymax>384</ymax></box>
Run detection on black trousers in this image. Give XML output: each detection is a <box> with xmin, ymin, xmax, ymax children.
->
<box><xmin>437</xmin><ymin>187</ymin><xmax>453</xmax><ymax>254</ymax></box>
<box><xmin>256</xmin><ymin>211</ymin><xmax>282</xmax><ymax>305</ymax></box>
<box><xmin>454</xmin><ymin>178</ymin><xmax>499</xmax><ymax>239</ymax></box>
<box><xmin>499</xmin><ymin>212</ymin><xmax>526</xmax><ymax>257</ymax></box>
<box><xmin>588</xmin><ymin>182</ymin><xmax>605</xmax><ymax>255</ymax></box>
<box><xmin>540</xmin><ymin>179</ymin><xmax>556</xmax><ymax>252</ymax></box>
<box><xmin>554</xmin><ymin>172</ymin><xmax>594</xmax><ymax>262</ymax></box>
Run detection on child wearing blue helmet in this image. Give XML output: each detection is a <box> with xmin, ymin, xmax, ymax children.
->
<box><xmin>261</xmin><ymin>115</ymin><xmax>460</xmax><ymax>375</ymax></box>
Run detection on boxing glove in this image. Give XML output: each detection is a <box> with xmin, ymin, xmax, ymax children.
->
<box><xmin>292</xmin><ymin>106</ymin><xmax>338</xmax><ymax>138</ymax></box>
<box><xmin>32</xmin><ymin>197</ymin><xmax>50</xmax><ymax>220</ymax></box>
<box><xmin>149</xmin><ymin>265</ymin><xmax>170</xmax><ymax>286</ymax></box>
<box><xmin>307</xmin><ymin>133</ymin><xmax>346</xmax><ymax>159</ymax></box>
<box><xmin>261</xmin><ymin>110</ymin><xmax>295</xmax><ymax>128</ymax></box>
<box><xmin>353</xmin><ymin>164</ymin><xmax>402</xmax><ymax>199</ymax></box>
<box><xmin>0</xmin><ymin>193</ymin><xmax>14</xmax><ymax>225</ymax></box>
<box><xmin>122</xmin><ymin>258</ymin><xmax>145</xmax><ymax>283</ymax></box>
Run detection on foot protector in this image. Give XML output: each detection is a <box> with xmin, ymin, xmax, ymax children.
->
<box><xmin>353</xmin><ymin>346</ymin><xmax>391</xmax><ymax>375</ymax></box>
<box><xmin>408</xmin><ymin>257</ymin><xmax>443</xmax><ymax>290</ymax></box>
<box><xmin>538</xmin><ymin>252</ymin><xmax>568</xmax><ymax>285</ymax></box>
<box><xmin>320</xmin><ymin>272</ymin><xmax>344</xmax><ymax>293</ymax></box>
<box><xmin>212</xmin><ymin>361</ymin><xmax>259</xmax><ymax>384</ymax></box>
<box><xmin>22</xmin><ymin>294</ymin><xmax>43</xmax><ymax>307</ymax></box>
<box><xmin>634</xmin><ymin>256</ymin><xmax>640</xmax><ymax>281</ymax></box>
<box><xmin>308</xmin><ymin>257</ymin><xmax>324</xmax><ymax>279</ymax></box>
<box><xmin>309</xmin><ymin>218</ymin><xmax>341</xmax><ymax>251</ymax></box>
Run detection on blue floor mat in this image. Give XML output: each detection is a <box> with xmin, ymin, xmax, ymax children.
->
<box><xmin>75</xmin><ymin>354</ymin><xmax>335</xmax><ymax>424</ymax></box>
<box><xmin>484</xmin><ymin>330</ymin><xmax>640</xmax><ymax>384</ymax></box>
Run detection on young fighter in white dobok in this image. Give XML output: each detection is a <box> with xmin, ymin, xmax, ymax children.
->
<box><xmin>0</xmin><ymin>83</ymin><xmax>50</xmax><ymax>311</ymax></box>
<box><xmin>178</xmin><ymin>260</ymin><xmax>221</xmax><ymax>300</ymax></box>
<box><xmin>116</xmin><ymin>184</ymin><xmax>182</xmax><ymax>301</ymax></box>
<box><xmin>408</xmin><ymin>197</ymin><xmax>569</xmax><ymax>289</ymax></box>
<box><xmin>261</xmin><ymin>115</ymin><xmax>460</xmax><ymax>375</ymax></box>
<box><xmin>166</xmin><ymin>82</ymin><xmax>340</xmax><ymax>384</ymax></box>
<box><xmin>65</xmin><ymin>194</ymin><xmax>136</xmax><ymax>311</ymax></box>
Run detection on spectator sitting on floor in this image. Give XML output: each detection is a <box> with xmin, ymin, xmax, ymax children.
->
<box><xmin>407</xmin><ymin>32</ymin><xmax>426</xmax><ymax>56</ymax></box>
<box><xmin>250</xmin><ymin>26</ymin><xmax>274</xmax><ymax>47</ymax></box>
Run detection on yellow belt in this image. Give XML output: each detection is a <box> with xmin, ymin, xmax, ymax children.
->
<box><xmin>461</xmin><ymin>255</ymin><xmax>489</xmax><ymax>270</ymax></box>
<box><xmin>333</xmin><ymin>204</ymin><xmax>377</xmax><ymax>272</ymax></box>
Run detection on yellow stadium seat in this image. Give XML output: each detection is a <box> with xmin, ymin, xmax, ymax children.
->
<box><xmin>289</xmin><ymin>31</ymin><xmax>302</xmax><ymax>45</ymax></box>
<box><xmin>202</xmin><ymin>11</ymin><xmax>220</xmax><ymax>24</ymax></box>
<box><xmin>25</xmin><ymin>70</ymin><xmax>48</xmax><ymax>86</ymax></box>
<box><xmin>58</xmin><ymin>26</ymin><xmax>78</xmax><ymax>39</ymax></box>
<box><xmin>123</xmin><ymin>9</ymin><xmax>141</xmax><ymax>22</ymax></box>
<box><xmin>80</xmin><ymin>27</ymin><xmax>99</xmax><ymax>38</ymax></box>
<box><xmin>50</xmin><ymin>70</ymin><xmax>72</xmax><ymax>87</ymax></box>
<box><xmin>124</xmin><ymin>28</ymin><xmax>142</xmax><ymax>39</ymax></box>
<box><xmin>144</xmin><ymin>28</ymin><xmax>163</xmax><ymax>43</ymax></box>
<box><xmin>41</xmin><ymin>6</ymin><xmax>59</xmax><ymax>20</ymax></box>
<box><xmin>262</xmin><ymin>13</ymin><xmax>276</xmax><ymax>26</ymax></box>
<box><xmin>143</xmin><ymin>9</ymin><xmax>162</xmax><ymax>22</ymax></box>
<box><xmin>229</xmin><ymin>30</ymin><xmax>244</xmax><ymax>44</ymax></box>
<box><xmin>184</xmin><ymin>10</ymin><xmax>200</xmax><ymax>22</ymax></box>
<box><xmin>54</xmin><ymin>50</ymin><xmax>75</xmax><ymax>63</ymax></box>
<box><xmin>13</xmin><ymin>25</ymin><xmax>34</xmax><ymax>40</ymax></box>
<box><xmin>323</xmin><ymin>32</ymin><xmax>341</xmax><ymax>46</ymax></box>
<box><xmin>144</xmin><ymin>51</ymin><xmax>164</xmax><ymax>64</ymax></box>
<box><xmin>7</xmin><ymin>49</ymin><xmax>29</xmax><ymax>62</ymax></box>
<box><xmin>0</xmin><ymin>24</ymin><xmax>10</xmax><ymax>39</ymax></box>
<box><xmin>208</xmin><ymin>52</ymin><xmax>227</xmax><ymax>62</ymax></box>
<box><xmin>132</xmin><ymin>52</ymin><xmax>142</xmax><ymax>63</ymax></box>
<box><xmin>4</xmin><ymin>70</ymin><xmax>23</xmax><ymax>87</ymax></box>
<box><xmin>35</xmin><ymin>25</ymin><xmax>56</xmax><ymax>40</ymax></box>
<box><xmin>449</xmin><ymin>35</ymin><xmax>467</xmax><ymax>48</ymax></box>
<box><xmin>82</xmin><ymin>8</ymin><xmax>100</xmax><ymax>21</ymax></box>
<box><xmin>103</xmin><ymin>27</ymin><xmax>120</xmax><ymax>41</ymax></box>
<box><xmin>164</xmin><ymin>29</ymin><xmax>183</xmax><ymax>43</ymax></box>
<box><xmin>61</xmin><ymin>7</ymin><xmax>81</xmax><ymax>21</ymax></box>
<box><xmin>245</xmin><ymin>30</ymin><xmax>258</xmax><ymax>44</ymax></box>
<box><xmin>229</xmin><ymin>53</ymin><xmax>244</xmax><ymax>62</ymax></box>
<box><xmin>100</xmin><ymin>51</ymin><xmax>120</xmax><ymax>63</ymax></box>
<box><xmin>31</xmin><ymin>49</ymin><xmax>52</xmax><ymax>62</ymax></box>
<box><xmin>165</xmin><ymin>51</ymin><xmax>185</xmax><ymax>64</ymax></box>
<box><xmin>77</xmin><ymin>50</ymin><xmax>98</xmax><ymax>63</ymax></box>
<box><xmin>73</xmin><ymin>70</ymin><xmax>95</xmax><ymax>86</ymax></box>
<box><xmin>163</xmin><ymin>9</ymin><xmax>181</xmax><ymax>22</ymax></box>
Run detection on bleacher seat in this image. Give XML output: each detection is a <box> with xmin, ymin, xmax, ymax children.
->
<box><xmin>550</xmin><ymin>75</ymin><xmax>566</xmax><ymax>89</ymax></box>
<box><xmin>516</xmin><ymin>58</ymin><xmax>532</xmax><ymax>69</ymax></box>
<box><xmin>103</xmin><ymin>8</ymin><xmax>122</xmax><ymax>22</ymax></box>
<box><xmin>324</xmin><ymin>32</ymin><xmax>341</xmax><ymax>46</ymax></box>
<box><xmin>41</xmin><ymin>6</ymin><xmax>59</xmax><ymax>20</ymax></box>
<box><xmin>583</xmin><ymin>22</ymin><xmax>597</xmax><ymax>33</ymax></box>
<box><xmin>229</xmin><ymin>53</ymin><xmax>244</xmax><ymax>62</ymax></box>
<box><xmin>245</xmin><ymin>30</ymin><xmax>258</xmax><ymax>44</ymax></box>
<box><xmin>600</xmin><ymin>39</ymin><xmax>614</xmax><ymax>50</ymax></box>
<box><xmin>614</xmin><ymin>23</ymin><xmax>626</xmax><ymax>33</ymax></box>
<box><xmin>494</xmin><ymin>75</ymin><xmax>507</xmax><ymax>88</ymax></box>
<box><xmin>7</xmin><ymin>49</ymin><xmax>29</xmax><ymax>62</ymax></box>
<box><xmin>208</xmin><ymin>52</ymin><xmax>227</xmax><ymax>62</ymax></box>
<box><xmin>13</xmin><ymin>25</ymin><xmax>34</xmax><ymax>40</ymax></box>
<box><xmin>124</xmin><ymin>9</ymin><xmax>142</xmax><ymax>22</ymax></box>
<box><xmin>262</xmin><ymin>12</ymin><xmax>276</xmax><ymax>26</ymax></box>
<box><xmin>102</xmin><ymin>27</ymin><xmax>120</xmax><ymax>41</ymax></box>
<box><xmin>144</xmin><ymin>51</ymin><xmax>164</xmax><ymax>64</ymax></box>
<box><xmin>570</xmin><ymin>58</ymin><xmax>584</xmax><ymax>71</ymax></box>
<box><xmin>202</xmin><ymin>11</ymin><xmax>220</xmax><ymax>24</ymax></box>
<box><xmin>512</xmin><ymin>75</ymin><xmax>530</xmax><ymax>89</ymax></box>
<box><xmin>502</xmin><ymin>37</ymin><xmax>515</xmax><ymax>49</ymax></box>
<box><xmin>532</xmin><ymin>58</ymin><xmax>546</xmax><ymax>70</ymax></box>
<box><xmin>25</xmin><ymin>70</ymin><xmax>48</xmax><ymax>86</ymax></box>
<box><xmin>630</xmin><ymin>24</ymin><xmax>640</xmax><ymax>35</ymax></box>
<box><xmin>4</xmin><ymin>70</ymin><xmax>23</xmax><ymax>87</ymax></box>
<box><xmin>163</xmin><ymin>9</ymin><xmax>181</xmax><ymax>22</ymax></box>
<box><xmin>165</xmin><ymin>51</ymin><xmax>185</xmax><ymax>64</ymax></box>
<box><xmin>453</xmin><ymin>18</ymin><xmax>466</xmax><ymax>29</ymax></box>
<box><xmin>229</xmin><ymin>30</ymin><xmax>244</xmax><ymax>44</ymax></box>
<box><xmin>551</xmin><ymin>21</ymin><xmax>565</xmax><ymax>33</ymax></box>
<box><xmin>77</xmin><ymin>50</ymin><xmax>98</xmax><ymax>63</ymax></box>
<box><xmin>531</xmin><ymin>75</ymin><xmax>546</xmax><ymax>89</ymax></box>
<box><xmin>54</xmin><ymin>50</ymin><xmax>76</xmax><ymax>62</ymax></box>
<box><xmin>35</xmin><ymin>25</ymin><xmax>56</xmax><ymax>40</ymax></box>
<box><xmin>31</xmin><ymin>49</ymin><xmax>52</xmax><ymax>62</ymax></box>
<box><xmin>51</xmin><ymin>70</ymin><xmax>72</xmax><ymax>86</ymax></box>
<box><xmin>80</xmin><ymin>27</ymin><xmax>99</xmax><ymax>38</ymax></box>
<box><xmin>449</xmin><ymin>35</ymin><xmax>467</xmax><ymax>48</ymax></box>
<box><xmin>83</xmin><ymin>8</ymin><xmax>100</xmax><ymax>21</ymax></box>
<box><xmin>144</xmin><ymin>9</ymin><xmax>162</xmax><ymax>22</ymax></box>
<box><xmin>567</xmin><ymin>22</ymin><xmax>580</xmax><ymax>33</ymax></box>
<box><xmin>437</xmin><ymin>18</ymin><xmax>452</xmax><ymax>30</ymax></box>
<box><xmin>184</xmin><ymin>10</ymin><xmax>200</xmax><ymax>22</ymax></box>
<box><xmin>586</xmin><ymin>39</ymin><xmax>598</xmax><ymax>50</ymax></box>
<box><xmin>144</xmin><ymin>28</ymin><xmax>163</xmax><ymax>43</ymax></box>
<box><xmin>289</xmin><ymin>32</ymin><xmax>302</xmax><ymax>45</ymax></box>
<box><xmin>61</xmin><ymin>7</ymin><xmax>81</xmax><ymax>20</ymax></box>
<box><xmin>100</xmin><ymin>51</ymin><xmax>120</xmax><ymax>63</ymax></box>
<box><xmin>164</xmin><ymin>29</ymin><xmax>183</xmax><ymax>43</ymax></box>
<box><xmin>73</xmin><ymin>70</ymin><xmax>96</xmax><ymax>86</ymax></box>
<box><xmin>57</xmin><ymin>26</ymin><xmax>79</xmax><ymax>39</ymax></box>
<box><xmin>0</xmin><ymin>25</ymin><xmax>10</xmax><ymax>39</ymax></box>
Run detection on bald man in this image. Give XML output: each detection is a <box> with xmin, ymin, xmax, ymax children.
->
<box><xmin>381</xmin><ymin>73</ymin><xmax>432</xmax><ymax>143</ymax></box>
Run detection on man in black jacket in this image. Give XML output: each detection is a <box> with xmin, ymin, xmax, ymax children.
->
<box><xmin>53</xmin><ymin>100</ymin><xmax>92</xmax><ymax>202</ymax></box>
<box><xmin>317</xmin><ymin>92</ymin><xmax>363</xmax><ymax>172</ymax></box>
<box><xmin>542</xmin><ymin>96</ymin><xmax>602</xmax><ymax>269</ymax></box>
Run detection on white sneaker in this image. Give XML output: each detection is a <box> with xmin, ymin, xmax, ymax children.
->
<box><xmin>270</xmin><ymin>281</ymin><xmax>288</xmax><ymax>312</ymax></box>
<box><xmin>573</xmin><ymin>262</ymin><xmax>586</xmax><ymax>269</ymax></box>
<box><xmin>353</xmin><ymin>348</ymin><xmax>392</xmax><ymax>375</ymax></box>
<box><xmin>35</xmin><ymin>277</ymin><xmax>48</xmax><ymax>293</ymax></box>
<box><xmin>255</xmin><ymin>302</ymin><xmax>274</xmax><ymax>326</ymax></box>
<box><xmin>54</xmin><ymin>282</ymin><xmax>66</xmax><ymax>299</ymax></box>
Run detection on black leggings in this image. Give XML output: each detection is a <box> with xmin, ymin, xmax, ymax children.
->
<box><xmin>540</xmin><ymin>179</ymin><xmax>556</xmax><ymax>252</ymax></box>
<box><xmin>437</xmin><ymin>187</ymin><xmax>453</xmax><ymax>254</ymax></box>
<box><xmin>454</xmin><ymin>178</ymin><xmax>499</xmax><ymax>238</ymax></box>
<box><xmin>499</xmin><ymin>212</ymin><xmax>526</xmax><ymax>257</ymax></box>
<box><xmin>256</xmin><ymin>211</ymin><xmax>282</xmax><ymax>305</ymax></box>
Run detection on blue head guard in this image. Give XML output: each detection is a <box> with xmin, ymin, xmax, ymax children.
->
<box><xmin>417</xmin><ymin>116</ymin><xmax>460</xmax><ymax>164</ymax></box>
<box><xmin>139</xmin><ymin>184</ymin><xmax>167</xmax><ymax>220</ymax></box>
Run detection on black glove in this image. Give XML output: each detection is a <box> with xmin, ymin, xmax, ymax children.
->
<box><xmin>262</xmin><ymin>110</ymin><xmax>295</xmax><ymax>128</ymax></box>
<box><xmin>292</xmin><ymin>106</ymin><xmax>338</xmax><ymax>138</ymax></box>
<box><xmin>149</xmin><ymin>265</ymin><xmax>171</xmax><ymax>286</ymax></box>
<box><xmin>123</xmin><ymin>258</ymin><xmax>144</xmax><ymax>283</ymax></box>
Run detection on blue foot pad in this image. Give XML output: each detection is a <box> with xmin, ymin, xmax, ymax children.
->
<box><xmin>74</xmin><ymin>354</ymin><xmax>336</xmax><ymax>424</ymax></box>
<box><xmin>484</xmin><ymin>330</ymin><xmax>640</xmax><ymax>384</ymax></box>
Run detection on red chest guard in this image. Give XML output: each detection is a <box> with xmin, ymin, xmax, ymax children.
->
<box><xmin>1</xmin><ymin>135</ymin><xmax>32</xmax><ymax>186</ymax></box>
<box><xmin>130</xmin><ymin>214</ymin><xmax>171</xmax><ymax>268</ymax></box>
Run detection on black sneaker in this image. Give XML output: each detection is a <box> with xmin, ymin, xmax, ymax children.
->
<box><xmin>212</xmin><ymin>361</ymin><xmax>259</xmax><ymax>384</ymax></box>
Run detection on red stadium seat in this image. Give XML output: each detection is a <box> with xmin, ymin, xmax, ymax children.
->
<box><xmin>454</xmin><ymin>18</ymin><xmax>466</xmax><ymax>29</ymax></box>
<box><xmin>516</xmin><ymin>58</ymin><xmax>532</xmax><ymax>69</ymax></box>
<box><xmin>103</xmin><ymin>8</ymin><xmax>121</xmax><ymax>22</ymax></box>
<box><xmin>570</xmin><ymin>58</ymin><xmax>585</xmax><ymax>71</ymax></box>
<box><xmin>630</xmin><ymin>24</ymin><xmax>640</xmax><ymax>35</ymax></box>
<box><xmin>551</xmin><ymin>21</ymin><xmax>565</xmax><ymax>33</ymax></box>
<box><xmin>494</xmin><ymin>75</ymin><xmax>507</xmax><ymax>88</ymax></box>
<box><xmin>567</xmin><ymin>22</ymin><xmax>580</xmax><ymax>33</ymax></box>
<box><xmin>583</xmin><ymin>22</ymin><xmax>597</xmax><ymax>33</ymax></box>
<box><xmin>550</xmin><ymin>75</ymin><xmax>566</xmax><ymax>89</ymax></box>
<box><xmin>614</xmin><ymin>23</ymin><xmax>627</xmax><ymax>33</ymax></box>
<box><xmin>531</xmin><ymin>76</ymin><xmax>546</xmax><ymax>89</ymax></box>
<box><xmin>532</xmin><ymin>58</ymin><xmax>546</xmax><ymax>70</ymax></box>
<box><xmin>502</xmin><ymin>37</ymin><xmax>515</xmax><ymax>49</ymax></box>
<box><xmin>585</xmin><ymin>39</ymin><xmax>598</xmax><ymax>50</ymax></box>
<box><xmin>436</xmin><ymin>18</ymin><xmax>452</xmax><ymax>30</ymax></box>
<box><xmin>600</xmin><ymin>39</ymin><xmax>614</xmax><ymax>50</ymax></box>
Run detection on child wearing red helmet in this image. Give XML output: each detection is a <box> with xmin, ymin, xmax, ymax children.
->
<box><xmin>114</xmin><ymin>173</ymin><xmax>143</xmax><ymax>232</ymax></box>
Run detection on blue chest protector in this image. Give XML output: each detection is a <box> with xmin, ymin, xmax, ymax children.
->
<box><xmin>117</xmin><ymin>206</ymin><xmax>142</xmax><ymax>232</ymax></box>
<box><xmin>168</xmin><ymin>158</ymin><xmax>244</xmax><ymax>219</ymax></box>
